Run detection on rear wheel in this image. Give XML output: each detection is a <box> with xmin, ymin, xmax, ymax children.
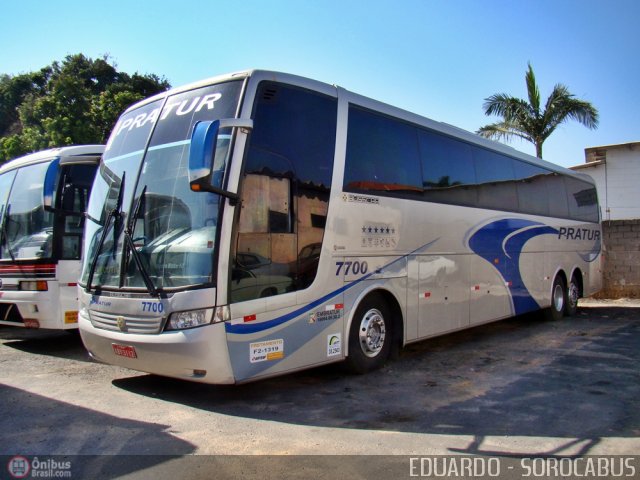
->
<box><xmin>566</xmin><ymin>275</ymin><xmax>580</xmax><ymax>317</ymax></box>
<box><xmin>346</xmin><ymin>293</ymin><xmax>392</xmax><ymax>374</ymax></box>
<box><xmin>546</xmin><ymin>275</ymin><xmax>566</xmax><ymax>321</ymax></box>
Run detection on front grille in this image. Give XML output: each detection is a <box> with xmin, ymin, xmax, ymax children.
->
<box><xmin>89</xmin><ymin>310</ymin><xmax>165</xmax><ymax>334</ymax></box>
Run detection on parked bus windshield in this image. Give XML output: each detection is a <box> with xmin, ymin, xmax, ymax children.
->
<box><xmin>0</xmin><ymin>146</ymin><xmax>102</xmax><ymax>330</ymax></box>
<box><xmin>81</xmin><ymin>81</ymin><xmax>243</xmax><ymax>291</ymax></box>
<box><xmin>0</xmin><ymin>161</ymin><xmax>54</xmax><ymax>260</ymax></box>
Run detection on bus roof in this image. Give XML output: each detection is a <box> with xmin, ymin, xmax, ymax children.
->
<box><xmin>0</xmin><ymin>145</ymin><xmax>104</xmax><ymax>174</ymax></box>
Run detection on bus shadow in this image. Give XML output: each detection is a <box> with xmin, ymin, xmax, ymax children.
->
<box><xmin>0</xmin><ymin>383</ymin><xmax>195</xmax><ymax>477</ymax></box>
<box><xmin>112</xmin><ymin>306</ymin><xmax>640</xmax><ymax>455</ymax></box>
<box><xmin>0</xmin><ymin>327</ymin><xmax>92</xmax><ymax>362</ymax></box>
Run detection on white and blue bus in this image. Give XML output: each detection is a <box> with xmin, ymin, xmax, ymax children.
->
<box><xmin>0</xmin><ymin>145</ymin><xmax>103</xmax><ymax>329</ymax></box>
<box><xmin>78</xmin><ymin>70</ymin><xmax>601</xmax><ymax>383</ymax></box>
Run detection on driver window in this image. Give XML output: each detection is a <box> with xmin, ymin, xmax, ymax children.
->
<box><xmin>230</xmin><ymin>82</ymin><xmax>337</xmax><ymax>303</ymax></box>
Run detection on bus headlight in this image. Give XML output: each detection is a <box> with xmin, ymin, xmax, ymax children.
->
<box><xmin>167</xmin><ymin>309</ymin><xmax>213</xmax><ymax>330</ymax></box>
<box><xmin>166</xmin><ymin>306</ymin><xmax>230</xmax><ymax>331</ymax></box>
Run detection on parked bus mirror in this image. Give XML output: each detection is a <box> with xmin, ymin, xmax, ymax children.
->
<box><xmin>43</xmin><ymin>158</ymin><xmax>60</xmax><ymax>212</ymax></box>
<box><xmin>189</xmin><ymin>120</ymin><xmax>219</xmax><ymax>191</ymax></box>
<box><xmin>188</xmin><ymin>118</ymin><xmax>252</xmax><ymax>204</ymax></box>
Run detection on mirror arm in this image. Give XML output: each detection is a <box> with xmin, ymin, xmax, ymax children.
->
<box><xmin>218</xmin><ymin>118</ymin><xmax>253</xmax><ymax>131</ymax></box>
<box><xmin>195</xmin><ymin>184</ymin><xmax>239</xmax><ymax>206</ymax></box>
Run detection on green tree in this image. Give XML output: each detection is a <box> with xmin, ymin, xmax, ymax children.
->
<box><xmin>477</xmin><ymin>63</ymin><xmax>598</xmax><ymax>158</ymax></box>
<box><xmin>0</xmin><ymin>54</ymin><xmax>170</xmax><ymax>163</ymax></box>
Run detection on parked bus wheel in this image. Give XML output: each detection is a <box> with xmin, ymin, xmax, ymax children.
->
<box><xmin>346</xmin><ymin>293</ymin><xmax>392</xmax><ymax>373</ymax></box>
<box><xmin>546</xmin><ymin>275</ymin><xmax>567</xmax><ymax>321</ymax></box>
<box><xmin>566</xmin><ymin>274</ymin><xmax>580</xmax><ymax>317</ymax></box>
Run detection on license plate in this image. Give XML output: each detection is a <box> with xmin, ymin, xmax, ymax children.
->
<box><xmin>112</xmin><ymin>343</ymin><xmax>137</xmax><ymax>359</ymax></box>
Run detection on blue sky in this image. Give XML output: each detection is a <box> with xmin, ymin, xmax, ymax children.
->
<box><xmin>1</xmin><ymin>0</ymin><xmax>638</xmax><ymax>167</ymax></box>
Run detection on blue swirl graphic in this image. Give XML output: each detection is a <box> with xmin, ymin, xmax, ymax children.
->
<box><xmin>468</xmin><ymin>219</ymin><xmax>558</xmax><ymax>315</ymax></box>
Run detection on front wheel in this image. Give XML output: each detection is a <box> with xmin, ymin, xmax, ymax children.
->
<box><xmin>346</xmin><ymin>294</ymin><xmax>392</xmax><ymax>374</ymax></box>
<box><xmin>546</xmin><ymin>275</ymin><xmax>567</xmax><ymax>321</ymax></box>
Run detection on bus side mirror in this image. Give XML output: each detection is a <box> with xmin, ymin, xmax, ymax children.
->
<box><xmin>188</xmin><ymin>118</ymin><xmax>252</xmax><ymax>204</ymax></box>
<box><xmin>43</xmin><ymin>158</ymin><xmax>60</xmax><ymax>212</ymax></box>
<box><xmin>189</xmin><ymin>120</ymin><xmax>220</xmax><ymax>192</ymax></box>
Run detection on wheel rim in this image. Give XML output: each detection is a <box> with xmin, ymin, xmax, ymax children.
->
<box><xmin>358</xmin><ymin>308</ymin><xmax>386</xmax><ymax>358</ymax></box>
<box><xmin>568</xmin><ymin>281</ymin><xmax>579</xmax><ymax>309</ymax></box>
<box><xmin>553</xmin><ymin>283</ymin><xmax>565</xmax><ymax>312</ymax></box>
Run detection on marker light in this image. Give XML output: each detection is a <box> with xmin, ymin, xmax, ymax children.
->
<box><xmin>19</xmin><ymin>281</ymin><xmax>48</xmax><ymax>291</ymax></box>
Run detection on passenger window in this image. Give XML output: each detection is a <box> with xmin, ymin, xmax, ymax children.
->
<box><xmin>419</xmin><ymin>130</ymin><xmax>477</xmax><ymax>205</ymax></box>
<box><xmin>514</xmin><ymin>162</ymin><xmax>550</xmax><ymax>217</ymax></box>
<box><xmin>474</xmin><ymin>149</ymin><xmax>518</xmax><ymax>210</ymax></box>
<box><xmin>565</xmin><ymin>177</ymin><xmax>599</xmax><ymax>222</ymax></box>
<box><xmin>231</xmin><ymin>82</ymin><xmax>337</xmax><ymax>303</ymax></box>
<box><xmin>546</xmin><ymin>174</ymin><xmax>570</xmax><ymax>219</ymax></box>
<box><xmin>344</xmin><ymin>107</ymin><xmax>423</xmax><ymax>196</ymax></box>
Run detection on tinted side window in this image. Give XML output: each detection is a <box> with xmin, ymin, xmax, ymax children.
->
<box><xmin>546</xmin><ymin>174</ymin><xmax>570</xmax><ymax>219</ymax></box>
<box><xmin>474</xmin><ymin>149</ymin><xmax>517</xmax><ymax>210</ymax></box>
<box><xmin>514</xmin><ymin>161</ymin><xmax>550</xmax><ymax>217</ymax></box>
<box><xmin>231</xmin><ymin>82</ymin><xmax>337</xmax><ymax>303</ymax></box>
<box><xmin>565</xmin><ymin>177</ymin><xmax>599</xmax><ymax>222</ymax></box>
<box><xmin>419</xmin><ymin>130</ymin><xmax>477</xmax><ymax>205</ymax></box>
<box><xmin>344</xmin><ymin>107</ymin><xmax>423</xmax><ymax>196</ymax></box>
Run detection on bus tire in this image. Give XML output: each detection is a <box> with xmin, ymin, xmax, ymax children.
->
<box><xmin>346</xmin><ymin>293</ymin><xmax>392</xmax><ymax>374</ymax></box>
<box><xmin>546</xmin><ymin>275</ymin><xmax>566</xmax><ymax>321</ymax></box>
<box><xmin>566</xmin><ymin>274</ymin><xmax>580</xmax><ymax>317</ymax></box>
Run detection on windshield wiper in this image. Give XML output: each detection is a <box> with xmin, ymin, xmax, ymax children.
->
<box><xmin>124</xmin><ymin>186</ymin><xmax>159</xmax><ymax>297</ymax></box>
<box><xmin>85</xmin><ymin>173</ymin><xmax>126</xmax><ymax>293</ymax></box>
<box><xmin>0</xmin><ymin>204</ymin><xmax>16</xmax><ymax>261</ymax></box>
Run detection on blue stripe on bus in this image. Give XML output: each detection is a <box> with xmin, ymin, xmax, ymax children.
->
<box><xmin>225</xmin><ymin>238</ymin><xmax>439</xmax><ymax>335</ymax></box>
<box><xmin>468</xmin><ymin>218</ymin><xmax>558</xmax><ymax>315</ymax></box>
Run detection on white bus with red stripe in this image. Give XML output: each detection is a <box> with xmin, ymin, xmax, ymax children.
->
<box><xmin>0</xmin><ymin>145</ymin><xmax>103</xmax><ymax>329</ymax></box>
<box><xmin>77</xmin><ymin>71</ymin><xmax>601</xmax><ymax>384</ymax></box>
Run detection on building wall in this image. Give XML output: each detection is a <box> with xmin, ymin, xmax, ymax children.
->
<box><xmin>594</xmin><ymin>220</ymin><xmax>640</xmax><ymax>299</ymax></box>
<box><xmin>578</xmin><ymin>143</ymin><xmax>640</xmax><ymax>221</ymax></box>
<box><xmin>572</xmin><ymin>142</ymin><xmax>640</xmax><ymax>298</ymax></box>
<box><xmin>603</xmin><ymin>146</ymin><xmax>640</xmax><ymax>220</ymax></box>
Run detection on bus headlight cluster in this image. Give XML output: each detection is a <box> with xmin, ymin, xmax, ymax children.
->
<box><xmin>166</xmin><ymin>306</ymin><xmax>230</xmax><ymax>331</ymax></box>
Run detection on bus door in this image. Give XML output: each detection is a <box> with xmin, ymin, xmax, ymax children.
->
<box><xmin>226</xmin><ymin>80</ymin><xmax>338</xmax><ymax>381</ymax></box>
<box><xmin>55</xmin><ymin>162</ymin><xmax>99</xmax><ymax>269</ymax></box>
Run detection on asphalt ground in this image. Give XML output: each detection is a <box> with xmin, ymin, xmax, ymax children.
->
<box><xmin>0</xmin><ymin>299</ymin><xmax>638</xmax><ymax>478</ymax></box>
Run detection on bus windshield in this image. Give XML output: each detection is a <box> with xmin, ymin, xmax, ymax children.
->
<box><xmin>81</xmin><ymin>80</ymin><xmax>243</xmax><ymax>291</ymax></box>
<box><xmin>1</xmin><ymin>162</ymin><xmax>54</xmax><ymax>260</ymax></box>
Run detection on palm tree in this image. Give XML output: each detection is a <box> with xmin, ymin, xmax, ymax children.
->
<box><xmin>477</xmin><ymin>63</ymin><xmax>598</xmax><ymax>158</ymax></box>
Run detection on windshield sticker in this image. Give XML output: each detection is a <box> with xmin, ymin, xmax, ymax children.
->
<box><xmin>250</xmin><ymin>339</ymin><xmax>284</xmax><ymax>363</ymax></box>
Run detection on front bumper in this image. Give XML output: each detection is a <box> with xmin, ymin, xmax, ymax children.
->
<box><xmin>79</xmin><ymin>311</ymin><xmax>236</xmax><ymax>384</ymax></box>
